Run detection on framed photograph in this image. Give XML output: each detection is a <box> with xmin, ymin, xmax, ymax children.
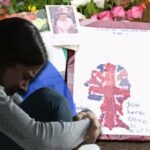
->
<box><xmin>71</xmin><ymin>20</ymin><xmax>150</xmax><ymax>141</ymax></box>
<box><xmin>45</xmin><ymin>5</ymin><xmax>80</xmax><ymax>46</ymax></box>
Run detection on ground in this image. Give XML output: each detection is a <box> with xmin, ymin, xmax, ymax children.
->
<box><xmin>96</xmin><ymin>140</ymin><xmax>150</xmax><ymax>150</ymax></box>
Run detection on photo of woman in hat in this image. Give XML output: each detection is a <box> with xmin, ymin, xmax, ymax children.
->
<box><xmin>53</xmin><ymin>6</ymin><xmax>78</xmax><ymax>34</ymax></box>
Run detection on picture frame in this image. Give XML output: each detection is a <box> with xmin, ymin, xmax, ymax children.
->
<box><xmin>45</xmin><ymin>5</ymin><xmax>80</xmax><ymax>46</ymax></box>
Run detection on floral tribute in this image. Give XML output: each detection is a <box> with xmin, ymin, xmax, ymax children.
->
<box><xmin>0</xmin><ymin>0</ymin><xmax>150</xmax><ymax>22</ymax></box>
<box><xmin>71</xmin><ymin>0</ymin><xmax>150</xmax><ymax>21</ymax></box>
<box><xmin>0</xmin><ymin>0</ymin><xmax>68</xmax><ymax>17</ymax></box>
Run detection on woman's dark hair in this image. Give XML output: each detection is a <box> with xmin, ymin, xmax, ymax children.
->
<box><xmin>0</xmin><ymin>17</ymin><xmax>48</xmax><ymax>66</ymax></box>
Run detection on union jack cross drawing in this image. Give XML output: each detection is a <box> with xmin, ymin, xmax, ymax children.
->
<box><xmin>84</xmin><ymin>63</ymin><xmax>131</xmax><ymax>130</ymax></box>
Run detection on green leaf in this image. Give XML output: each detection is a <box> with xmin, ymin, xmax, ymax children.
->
<box><xmin>83</xmin><ymin>8</ymin><xmax>90</xmax><ymax>18</ymax></box>
<box><xmin>9</xmin><ymin>9</ymin><xmax>16</xmax><ymax>14</ymax></box>
<box><xmin>105</xmin><ymin>3</ymin><xmax>113</xmax><ymax>10</ymax></box>
<box><xmin>113</xmin><ymin>0</ymin><xmax>119</xmax><ymax>5</ymax></box>
<box><xmin>86</xmin><ymin>1</ymin><xmax>98</xmax><ymax>17</ymax></box>
<box><xmin>77</xmin><ymin>5</ymin><xmax>85</xmax><ymax>15</ymax></box>
<box><xmin>62</xmin><ymin>0</ymin><xmax>70</xmax><ymax>4</ymax></box>
<box><xmin>135</xmin><ymin>0</ymin><xmax>142</xmax><ymax>5</ymax></box>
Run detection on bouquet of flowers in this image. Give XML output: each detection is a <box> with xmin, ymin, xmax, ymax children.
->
<box><xmin>71</xmin><ymin>0</ymin><xmax>149</xmax><ymax>21</ymax></box>
<box><xmin>0</xmin><ymin>0</ymin><xmax>69</xmax><ymax>16</ymax></box>
<box><xmin>0</xmin><ymin>0</ymin><xmax>150</xmax><ymax>22</ymax></box>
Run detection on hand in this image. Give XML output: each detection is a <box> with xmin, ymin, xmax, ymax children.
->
<box><xmin>73</xmin><ymin>110</ymin><xmax>101</xmax><ymax>144</ymax></box>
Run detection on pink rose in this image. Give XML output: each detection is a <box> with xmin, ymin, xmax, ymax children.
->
<box><xmin>112</xmin><ymin>6</ymin><xmax>126</xmax><ymax>19</ymax></box>
<box><xmin>90</xmin><ymin>14</ymin><xmax>98</xmax><ymax>20</ymax></box>
<box><xmin>126</xmin><ymin>9</ymin><xmax>133</xmax><ymax>20</ymax></box>
<box><xmin>97</xmin><ymin>11</ymin><xmax>113</xmax><ymax>21</ymax></box>
<box><xmin>127</xmin><ymin>6</ymin><xmax>144</xmax><ymax>20</ymax></box>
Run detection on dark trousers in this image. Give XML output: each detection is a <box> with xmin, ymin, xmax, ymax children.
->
<box><xmin>0</xmin><ymin>88</ymin><xmax>72</xmax><ymax>150</ymax></box>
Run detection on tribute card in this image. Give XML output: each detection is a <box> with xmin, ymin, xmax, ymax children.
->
<box><xmin>73</xmin><ymin>21</ymin><xmax>150</xmax><ymax>141</ymax></box>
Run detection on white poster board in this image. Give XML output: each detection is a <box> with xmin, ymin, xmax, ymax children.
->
<box><xmin>73</xmin><ymin>25</ymin><xmax>150</xmax><ymax>140</ymax></box>
<box><xmin>40</xmin><ymin>31</ymin><xmax>67</xmax><ymax>77</ymax></box>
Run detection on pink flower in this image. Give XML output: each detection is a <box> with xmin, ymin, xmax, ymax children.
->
<box><xmin>97</xmin><ymin>11</ymin><xmax>113</xmax><ymax>21</ymax></box>
<box><xmin>112</xmin><ymin>6</ymin><xmax>126</xmax><ymax>19</ymax></box>
<box><xmin>127</xmin><ymin>6</ymin><xmax>144</xmax><ymax>20</ymax></box>
<box><xmin>1</xmin><ymin>0</ymin><xmax>10</xmax><ymax>6</ymax></box>
<box><xmin>90</xmin><ymin>14</ymin><xmax>98</xmax><ymax>20</ymax></box>
<box><xmin>126</xmin><ymin>9</ymin><xmax>132</xmax><ymax>20</ymax></box>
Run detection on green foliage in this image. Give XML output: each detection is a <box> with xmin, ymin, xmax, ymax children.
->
<box><xmin>78</xmin><ymin>0</ymin><xmax>102</xmax><ymax>18</ymax></box>
<box><xmin>102</xmin><ymin>0</ymin><xmax>145</xmax><ymax>11</ymax></box>
<box><xmin>9</xmin><ymin>0</ymin><xmax>68</xmax><ymax>13</ymax></box>
<box><xmin>0</xmin><ymin>0</ymin><xmax>148</xmax><ymax>17</ymax></box>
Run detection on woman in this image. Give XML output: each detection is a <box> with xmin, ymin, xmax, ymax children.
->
<box><xmin>0</xmin><ymin>17</ymin><xmax>100</xmax><ymax>150</ymax></box>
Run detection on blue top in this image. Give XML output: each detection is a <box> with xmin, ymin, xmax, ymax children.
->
<box><xmin>21</xmin><ymin>61</ymin><xmax>76</xmax><ymax>115</ymax></box>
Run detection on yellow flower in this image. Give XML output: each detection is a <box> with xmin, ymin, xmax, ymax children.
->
<box><xmin>28</xmin><ymin>5</ymin><xmax>36</xmax><ymax>12</ymax></box>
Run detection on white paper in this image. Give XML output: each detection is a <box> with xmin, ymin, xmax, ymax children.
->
<box><xmin>73</xmin><ymin>26</ymin><xmax>150</xmax><ymax>136</ymax></box>
<box><xmin>40</xmin><ymin>31</ymin><xmax>66</xmax><ymax>74</ymax></box>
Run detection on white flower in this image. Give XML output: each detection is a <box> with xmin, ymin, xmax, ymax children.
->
<box><xmin>93</xmin><ymin>0</ymin><xmax>105</xmax><ymax>8</ymax></box>
<box><xmin>71</xmin><ymin>0</ymin><xmax>90</xmax><ymax>8</ymax></box>
<box><xmin>77</xmin><ymin>12</ymin><xmax>86</xmax><ymax>19</ymax></box>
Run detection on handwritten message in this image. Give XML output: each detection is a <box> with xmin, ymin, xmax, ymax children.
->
<box><xmin>127</xmin><ymin>101</ymin><xmax>150</xmax><ymax>135</ymax></box>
